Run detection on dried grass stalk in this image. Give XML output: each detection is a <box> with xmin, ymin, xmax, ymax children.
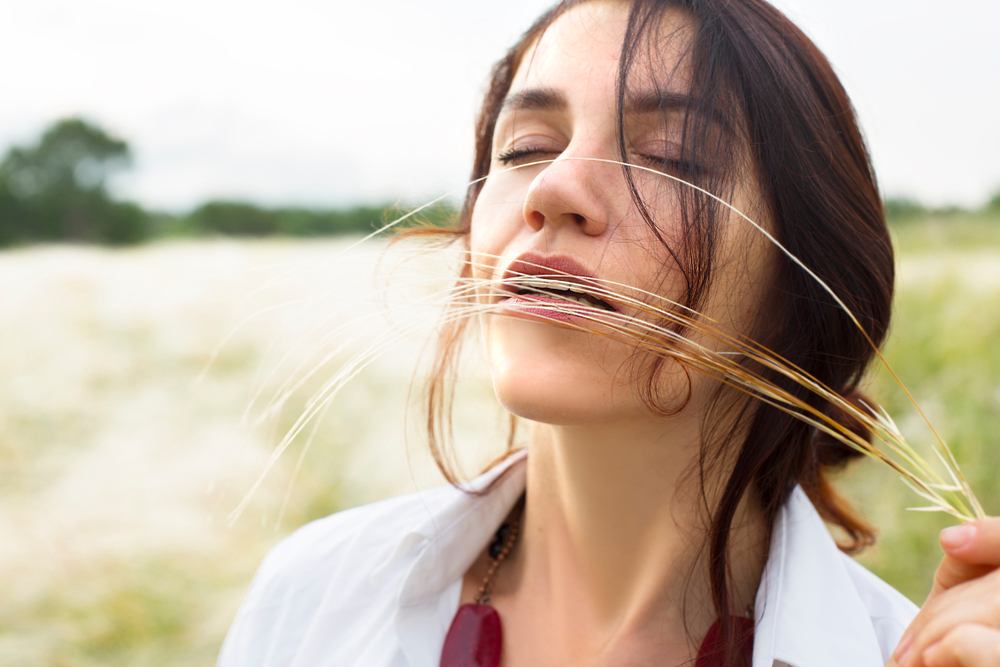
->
<box><xmin>231</xmin><ymin>158</ymin><xmax>983</xmax><ymax>525</ymax></box>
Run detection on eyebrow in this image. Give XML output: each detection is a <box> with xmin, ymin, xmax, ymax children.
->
<box><xmin>625</xmin><ymin>90</ymin><xmax>727</xmax><ymax>127</ymax></box>
<box><xmin>499</xmin><ymin>88</ymin><xmax>568</xmax><ymax>114</ymax></box>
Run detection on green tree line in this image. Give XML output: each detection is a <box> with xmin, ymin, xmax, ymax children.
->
<box><xmin>0</xmin><ymin>117</ymin><xmax>996</xmax><ymax>247</ymax></box>
<box><xmin>0</xmin><ymin>118</ymin><xmax>455</xmax><ymax>247</ymax></box>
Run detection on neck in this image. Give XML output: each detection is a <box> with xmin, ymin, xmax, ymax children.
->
<box><xmin>505</xmin><ymin>413</ymin><xmax>767</xmax><ymax>659</ymax></box>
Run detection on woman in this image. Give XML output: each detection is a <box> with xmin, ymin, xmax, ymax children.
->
<box><xmin>218</xmin><ymin>1</ymin><xmax>1000</xmax><ymax>665</ymax></box>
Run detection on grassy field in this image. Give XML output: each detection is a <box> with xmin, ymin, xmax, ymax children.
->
<box><xmin>0</xmin><ymin>213</ymin><xmax>998</xmax><ymax>664</ymax></box>
<box><xmin>844</xmin><ymin>213</ymin><xmax>1000</xmax><ymax>602</ymax></box>
<box><xmin>0</xmin><ymin>238</ymin><xmax>505</xmax><ymax>666</ymax></box>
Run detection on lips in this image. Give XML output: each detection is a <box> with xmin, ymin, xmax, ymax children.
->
<box><xmin>497</xmin><ymin>252</ymin><xmax>618</xmax><ymax>319</ymax></box>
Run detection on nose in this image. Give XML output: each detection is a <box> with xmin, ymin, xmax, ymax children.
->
<box><xmin>521</xmin><ymin>151</ymin><xmax>613</xmax><ymax>237</ymax></box>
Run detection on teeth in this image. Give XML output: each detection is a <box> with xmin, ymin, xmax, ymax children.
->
<box><xmin>510</xmin><ymin>277</ymin><xmax>613</xmax><ymax>310</ymax></box>
<box><xmin>516</xmin><ymin>277</ymin><xmax>588</xmax><ymax>294</ymax></box>
<box><xmin>554</xmin><ymin>294</ymin><xmax>588</xmax><ymax>306</ymax></box>
<box><xmin>519</xmin><ymin>289</ymin><xmax>604</xmax><ymax>309</ymax></box>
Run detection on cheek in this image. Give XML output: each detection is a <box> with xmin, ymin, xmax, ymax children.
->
<box><xmin>469</xmin><ymin>203</ymin><xmax>528</xmax><ymax>294</ymax></box>
<box><xmin>698</xmin><ymin>220</ymin><xmax>776</xmax><ymax>336</ymax></box>
<box><xmin>467</xmin><ymin>218</ymin><xmax>493</xmax><ymax>266</ymax></box>
<box><xmin>468</xmin><ymin>170</ymin><xmax>534</xmax><ymax>249</ymax></box>
<box><xmin>468</xmin><ymin>220</ymin><xmax>502</xmax><ymax>305</ymax></box>
<box><xmin>469</xmin><ymin>212</ymin><xmax>504</xmax><ymax>268</ymax></box>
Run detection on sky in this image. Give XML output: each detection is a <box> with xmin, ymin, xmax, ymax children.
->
<box><xmin>1</xmin><ymin>0</ymin><xmax>997</xmax><ymax>212</ymax></box>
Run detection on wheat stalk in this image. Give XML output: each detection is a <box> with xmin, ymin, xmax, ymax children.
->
<box><xmin>472</xmin><ymin>260</ymin><xmax>980</xmax><ymax>521</ymax></box>
<box><xmin>230</xmin><ymin>157</ymin><xmax>983</xmax><ymax>525</ymax></box>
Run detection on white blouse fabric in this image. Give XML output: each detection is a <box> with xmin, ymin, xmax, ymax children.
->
<box><xmin>218</xmin><ymin>450</ymin><xmax>918</xmax><ymax>667</ymax></box>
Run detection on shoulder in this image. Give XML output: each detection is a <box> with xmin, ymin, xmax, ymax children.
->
<box><xmin>259</xmin><ymin>482</ymin><xmax>460</xmax><ymax>583</ymax></box>
<box><xmin>217</xmin><ymin>483</ymin><xmax>461</xmax><ymax>667</ymax></box>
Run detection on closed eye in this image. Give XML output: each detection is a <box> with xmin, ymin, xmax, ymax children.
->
<box><xmin>635</xmin><ymin>153</ymin><xmax>708</xmax><ymax>178</ymax></box>
<box><xmin>496</xmin><ymin>146</ymin><xmax>560</xmax><ymax>166</ymax></box>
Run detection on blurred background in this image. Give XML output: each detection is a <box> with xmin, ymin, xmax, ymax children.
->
<box><xmin>1</xmin><ymin>0</ymin><xmax>999</xmax><ymax>664</ymax></box>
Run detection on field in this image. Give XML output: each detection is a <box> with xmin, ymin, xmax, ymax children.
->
<box><xmin>842</xmin><ymin>214</ymin><xmax>1000</xmax><ymax>600</ymax></box>
<box><xmin>0</xmin><ymin>215</ymin><xmax>998</xmax><ymax>665</ymax></box>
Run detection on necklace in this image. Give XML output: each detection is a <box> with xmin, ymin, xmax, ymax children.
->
<box><xmin>440</xmin><ymin>493</ymin><xmax>525</xmax><ymax>667</ymax></box>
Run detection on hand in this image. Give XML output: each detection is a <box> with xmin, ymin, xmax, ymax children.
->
<box><xmin>886</xmin><ymin>517</ymin><xmax>1000</xmax><ymax>667</ymax></box>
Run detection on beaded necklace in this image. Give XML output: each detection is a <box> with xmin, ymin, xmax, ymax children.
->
<box><xmin>439</xmin><ymin>493</ymin><xmax>525</xmax><ymax>667</ymax></box>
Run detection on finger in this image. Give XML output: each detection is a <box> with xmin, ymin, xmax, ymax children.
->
<box><xmin>890</xmin><ymin>630</ymin><xmax>912</xmax><ymax>667</ymax></box>
<box><xmin>923</xmin><ymin>624</ymin><xmax>1000</xmax><ymax>667</ymax></box>
<box><xmin>931</xmin><ymin>555</ymin><xmax>996</xmax><ymax>598</ymax></box>
<box><xmin>940</xmin><ymin>519</ymin><xmax>1000</xmax><ymax>566</ymax></box>
<box><xmin>906</xmin><ymin>572</ymin><xmax>1000</xmax><ymax>666</ymax></box>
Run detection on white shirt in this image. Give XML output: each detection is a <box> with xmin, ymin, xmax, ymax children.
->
<box><xmin>218</xmin><ymin>450</ymin><xmax>917</xmax><ymax>667</ymax></box>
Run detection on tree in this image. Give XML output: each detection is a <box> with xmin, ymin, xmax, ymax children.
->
<box><xmin>883</xmin><ymin>196</ymin><xmax>926</xmax><ymax>222</ymax></box>
<box><xmin>0</xmin><ymin>118</ymin><xmax>147</xmax><ymax>244</ymax></box>
<box><xmin>987</xmin><ymin>190</ymin><xmax>1000</xmax><ymax>215</ymax></box>
<box><xmin>188</xmin><ymin>202</ymin><xmax>282</xmax><ymax>236</ymax></box>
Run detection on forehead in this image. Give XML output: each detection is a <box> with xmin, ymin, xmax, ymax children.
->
<box><xmin>509</xmin><ymin>2</ymin><xmax>696</xmax><ymax>99</ymax></box>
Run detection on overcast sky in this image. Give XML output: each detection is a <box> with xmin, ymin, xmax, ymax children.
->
<box><xmin>1</xmin><ymin>0</ymin><xmax>997</xmax><ymax>211</ymax></box>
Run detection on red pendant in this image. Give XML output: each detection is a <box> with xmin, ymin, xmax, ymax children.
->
<box><xmin>440</xmin><ymin>603</ymin><xmax>503</xmax><ymax>667</ymax></box>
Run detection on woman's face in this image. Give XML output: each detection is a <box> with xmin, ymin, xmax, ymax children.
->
<box><xmin>470</xmin><ymin>1</ymin><xmax>770</xmax><ymax>428</ymax></box>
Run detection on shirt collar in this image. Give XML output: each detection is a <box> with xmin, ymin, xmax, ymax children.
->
<box><xmin>390</xmin><ymin>451</ymin><xmax>528</xmax><ymax>667</ymax></box>
<box><xmin>395</xmin><ymin>450</ymin><xmax>528</xmax><ymax>607</ymax></box>
<box><xmin>753</xmin><ymin>486</ymin><xmax>887</xmax><ymax>667</ymax></box>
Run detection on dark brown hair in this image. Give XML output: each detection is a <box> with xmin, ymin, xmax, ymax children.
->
<box><xmin>414</xmin><ymin>1</ymin><xmax>894</xmax><ymax>664</ymax></box>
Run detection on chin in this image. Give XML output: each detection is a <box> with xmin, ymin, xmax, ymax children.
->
<box><xmin>492</xmin><ymin>374</ymin><xmax>615</xmax><ymax>425</ymax></box>
<box><xmin>485</xmin><ymin>317</ymin><xmax>634</xmax><ymax>425</ymax></box>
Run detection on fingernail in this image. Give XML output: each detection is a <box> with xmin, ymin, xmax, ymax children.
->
<box><xmin>894</xmin><ymin>631</ymin><xmax>913</xmax><ymax>665</ymax></box>
<box><xmin>940</xmin><ymin>523</ymin><xmax>976</xmax><ymax>551</ymax></box>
